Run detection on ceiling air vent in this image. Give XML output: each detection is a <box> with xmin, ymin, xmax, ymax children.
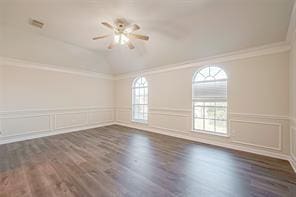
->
<box><xmin>29</xmin><ymin>19</ymin><xmax>44</xmax><ymax>28</ymax></box>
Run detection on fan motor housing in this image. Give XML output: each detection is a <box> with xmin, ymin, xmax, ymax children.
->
<box><xmin>116</xmin><ymin>22</ymin><xmax>126</xmax><ymax>32</ymax></box>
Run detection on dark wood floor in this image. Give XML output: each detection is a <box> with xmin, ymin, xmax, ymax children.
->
<box><xmin>0</xmin><ymin>125</ymin><xmax>296</xmax><ymax>197</ymax></box>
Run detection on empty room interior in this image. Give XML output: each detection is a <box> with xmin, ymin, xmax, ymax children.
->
<box><xmin>1</xmin><ymin>0</ymin><xmax>296</xmax><ymax>196</ymax></box>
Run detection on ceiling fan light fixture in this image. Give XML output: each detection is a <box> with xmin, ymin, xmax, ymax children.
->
<box><xmin>114</xmin><ymin>33</ymin><xmax>129</xmax><ymax>45</ymax></box>
<box><xmin>92</xmin><ymin>19</ymin><xmax>148</xmax><ymax>49</ymax></box>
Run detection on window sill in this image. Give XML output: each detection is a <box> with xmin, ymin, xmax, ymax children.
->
<box><xmin>131</xmin><ymin>120</ymin><xmax>148</xmax><ymax>124</ymax></box>
<box><xmin>191</xmin><ymin>129</ymin><xmax>229</xmax><ymax>138</ymax></box>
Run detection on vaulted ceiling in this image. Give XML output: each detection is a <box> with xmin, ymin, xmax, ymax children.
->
<box><xmin>0</xmin><ymin>0</ymin><xmax>294</xmax><ymax>74</ymax></box>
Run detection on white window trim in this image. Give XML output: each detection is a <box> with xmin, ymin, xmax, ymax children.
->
<box><xmin>132</xmin><ymin>77</ymin><xmax>148</xmax><ymax>124</ymax></box>
<box><xmin>192</xmin><ymin>66</ymin><xmax>229</xmax><ymax>137</ymax></box>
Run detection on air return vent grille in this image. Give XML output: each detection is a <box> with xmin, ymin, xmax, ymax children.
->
<box><xmin>29</xmin><ymin>19</ymin><xmax>44</xmax><ymax>28</ymax></box>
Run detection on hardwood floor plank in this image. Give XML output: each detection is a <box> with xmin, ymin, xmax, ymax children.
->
<box><xmin>0</xmin><ymin>125</ymin><xmax>295</xmax><ymax>197</ymax></box>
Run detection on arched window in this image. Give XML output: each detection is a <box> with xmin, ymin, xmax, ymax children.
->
<box><xmin>132</xmin><ymin>77</ymin><xmax>148</xmax><ymax>123</ymax></box>
<box><xmin>192</xmin><ymin>66</ymin><xmax>228</xmax><ymax>135</ymax></box>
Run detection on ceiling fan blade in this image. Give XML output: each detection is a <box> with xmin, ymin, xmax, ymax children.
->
<box><xmin>127</xmin><ymin>41</ymin><xmax>135</xmax><ymax>49</ymax></box>
<box><xmin>108</xmin><ymin>41</ymin><xmax>116</xmax><ymax>49</ymax></box>
<box><xmin>129</xmin><ymin>33</ymin><xmax>149</xmax><ymax>41</ymax></box>
<box><xmin>125</xmin><ymin>24</ymin><xmax>140</xmax><ymax>33</ymax></box>
<box><xmin>101</xmin><ymin>22</ymin><xmax>114</xmax><ymax>30</ymax></box>
<box><xmin>92</xmin><ymin>35</ymin><xmax>110</xmax><ymax>40</ymax></box>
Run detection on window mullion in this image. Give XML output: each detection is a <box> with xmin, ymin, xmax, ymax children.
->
<box><xmin>214</xmin><ymin>102</ymin><xmax>216</xmax><ymax>132</ymax></box>
<box><xmin>203</xmin><ymin>104</ymin><xmax>205</xmax><ymax>130</ymax></box>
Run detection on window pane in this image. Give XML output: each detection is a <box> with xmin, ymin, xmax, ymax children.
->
<box><xmin>195</xmin><ymin>102</ymin><xmax>204</xmax><ymax>106</ymax></box>
<box><xmin>210</xmin><ymin>66</ymin><xmax>221</xmax><ymax>77</ymax></box>
<box><xmin>216</xmin><ymin>120</ymin><xmax>227</xmax><ymax>133</ymax></box>
<box><xmin>216</xmin><ymin>107</ymin><xmax>227</xmax><ymax>120</ymax></box>
<box><xmin>144</xmin><ymin>97</ymin><xmax>148</xmax><ymax>104</ymax></box>
<box><xmin>134</xmin><ymin>110</ymin><xmax>139</xmax><ymax>119</ymax></box>
<box><xmin>215</xmin><ymin>70</ymin><xmax>227</xmax><ymax>79</ymax></box>
<box><xmin>140</xmin><ymin>88</ymin><xmax>144</xmax><ymax>95</ymax></box>
<box><xmin>135</xmin><ymin>89</ymin><xmax>140</xmax><ymax>96</ymax></box>
<box><xmin>135</xmin><ymin>96</ymin><xmax>140</xmax><ymax>104</ymax></box>
<box><xmin>216</xmin><ymin>102</ymin><xmax>227</xmax><ymax>107</ymax></box>
<box><xmin>144</xmin><ymin>105</ymin><xmax>148</xmax><ymax>114</ymax></box>
<box><xmin>138</xmin><ymin>113</ymin><xmax>143</xmax><ymax>120</ymax></box>
<box><xmin>143</xmin><ymin>114</ymin><xmax>148</xmax><ymax>121</ymax></box>
<box><xmin>138</xmin><ymin>105</ymin><xmax>143</xmax><ymax>113</ymax></box>
<box><xmin>134</xmin><ymin>105</ymin><xmax>139</xmax><ymax>113</ymax></box>
<box><xmin>205</xmin><ymin>102</ymin><xmax>215</xmax><ymax>107</ymax></box>
<box><xmin>195</xmin><ymin>73</ymin><xmax>205</xmax><ymax>81</ymax></box>
<box><xmin>194</xmin><ymin>118</ymin><xmax>203</xmax><ymax>130</ymax></box>
<box><xmin>205</xmin><ymin>107</ymin><xmax>215</xmax><ymax>119</ymax></box>
<box><xmin>205</xmin><ymin>119</ymin><xmax>215</xmax><ymax>132</ymax></box>
<box><xmin>200</xmin><ymin>67</ymin><xmax>210</xmax><ymax>77</ymax></box>
<box><xmin>194</xmin><ymin>107</ymin><xmax>203</xmax><ymax>118</ymax></box>
<box><xmin>139</xmin><ymin>97</ymin><xmax>145</xmax><ymax>104</ymax></box>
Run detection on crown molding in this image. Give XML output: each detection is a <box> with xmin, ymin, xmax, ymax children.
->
<box><xmin>0</xmin><ymin>56</ymin><xmax>114</xmax><ymax>80</ymax></box>
<box><xmin>286</xmin><ymin>0</ymin><xmax>296</xmax><ymax>42</ymax></box>
<box><xmin>115</xmin><ymin>42</ymin><xmax>291</xmax><ymax>80</ymax></box>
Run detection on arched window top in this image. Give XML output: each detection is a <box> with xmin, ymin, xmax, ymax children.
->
<box><xmin>193</xmin><ymin>66</ymin><xmax>227</xmax><ymax>82</ymax></box>
<box><xmin>133</xmin><ymin>77</ymin><xmax>148</xmax><ymax>88</ymax></box>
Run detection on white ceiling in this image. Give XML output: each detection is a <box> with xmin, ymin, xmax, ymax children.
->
<box><xmin>0</xmin><ymin>0</ymin><xmax>294</xmax><ymax>74</ymax></box>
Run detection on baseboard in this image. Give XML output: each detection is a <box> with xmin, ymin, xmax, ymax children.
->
<box><xmin>115</xmin><ymin>122</ymin><xmax>291</xmax><ymax>162</ymax></box>
<box><xmin>0</xmin><ymin>122</ymin><xmax>115</xmax><ymax>145</ymax></box>
<box><xmin>290</xmin><ymin>154</ymin><xmax>296</xmax><ymax>173</ymax></box>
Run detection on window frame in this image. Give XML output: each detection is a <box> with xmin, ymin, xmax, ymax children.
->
<box><xmin>132</xmin><ymin>76</ymin><xmax>148</xmax><ymax>124</ymax></box>
<box><xmin>192</xmin><ymin>66</ymin><xmax>229</xmax><ymax>137</ymax></box>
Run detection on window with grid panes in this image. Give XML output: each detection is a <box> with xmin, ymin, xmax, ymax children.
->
<box><xmin>192</xmin><ymin>66</ymin><xmax>228</xmax><ymax>135</ymax></box>
<box><xmin>132</xmin><ymin>77</ymin><xmax>148</xmax><ymax>123</ymax></box>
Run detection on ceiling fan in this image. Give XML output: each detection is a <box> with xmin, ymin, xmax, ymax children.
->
<box><xmin>92</xmin><ymin>18</ymin><xmax>149</xmax><ymax>49</ymax></box>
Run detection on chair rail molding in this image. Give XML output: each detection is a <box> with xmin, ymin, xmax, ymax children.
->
<box><xmin>116</xmin><ymin>107</ymin><xmax>289</xmax><ymax>120</ymax></box>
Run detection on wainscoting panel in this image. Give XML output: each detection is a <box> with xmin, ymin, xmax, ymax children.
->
<box><xmin>55</xmin><ymin>112</ymin><xmax>88</xmax><ymax>130</ymax></box>
<box><xmin>114</xmin><ymin>107</ymin><xmax>290</xmax><ymax>160</ymax></box>
<box><xmin>0</xmin><ymin>115</ymin><xmax>51</xmax><ymax>136</ymax></box>
<box><xmin>116</xmin><ymin>109</ymin><xmax>131</xmax><ymax>124</ymax></box>
<box><xmin>149</xmin><ymin>112</ymin><xmax>190</xmax><ymax>133</ymax></box>
<box><xmin>88</xmin><ymin>110</ymin><xmax>114</xmax><ymax>124</ymax></box>
<box><xmin>291</xmin><ymin>127</ymin><xmax>296</xmax><ymax>159</ymax></box>
<box><xmin>0</xmin><ymin>107</ymin><xmax>115</xmax><ymax>144</ymax></box>
<box><xmin>290</xmin><ymin>125</ymin><xmax>296</xmax><ymax>172</ymax></box>
<box><xmin>230</xmin><ymin>120</ymin><xmax>281</xmax><ymax>150</ymax></box>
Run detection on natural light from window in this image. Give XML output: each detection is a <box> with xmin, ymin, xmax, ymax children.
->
<box><xmin>192</xmin><ymin>66</ymin><xmax>228</xmax><ymax>135</ymax></box>
<box><xmin>132</xmin><ymin>77</ymin><xmax>148</xmax><ymax>123</ymax></box>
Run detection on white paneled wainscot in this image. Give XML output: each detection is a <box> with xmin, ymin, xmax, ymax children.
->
<box><xmin>116</xmin><ymin>107</ymin><xmax>290</xmax><ymax>160</ymax></box>
<box><xmin>0</xmin><ymin>107</ymin><xmax>114</xmax><ymax>144</ymax></box>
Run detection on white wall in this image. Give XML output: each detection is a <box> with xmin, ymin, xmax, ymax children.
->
<box><xmin>0</xmin><ymin>64</ymin><xmax>3</xmax><ymax>110</ymax></box>
<box><xmin>290</xmin><ymin>29</ymin><xmax>296</xmax><ymax>165</ymax></box>
<box><xmin>115</xmin><ymin>52</ymin><xmax>290</xmax><ymax>157</ymax></box>
<box><xmin>0</xmin><ymin>60</ymin><xmax>114</xmax><ymax>144</ymax></box>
